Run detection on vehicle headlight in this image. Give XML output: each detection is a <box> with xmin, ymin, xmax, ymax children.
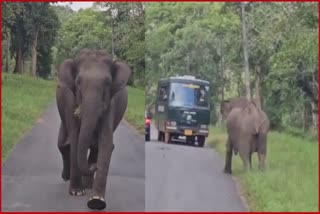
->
<box><xmin>200</xmin><ymin>124</ymin><xmax>208</xmax><ymax>129</ymax></box>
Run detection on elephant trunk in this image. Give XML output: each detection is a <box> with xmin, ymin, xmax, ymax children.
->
<box><xmin>77</xmin><ymin>94</ymin><xmax>103</xmax><ymax>175</ymax></box>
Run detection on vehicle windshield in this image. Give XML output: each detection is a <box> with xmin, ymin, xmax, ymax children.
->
<box><xmin>169</xmin><ymin>82</ymin><xmax>209</xmax><ymax>108</ymax></box>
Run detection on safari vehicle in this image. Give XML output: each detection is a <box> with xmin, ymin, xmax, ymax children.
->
<box><xmin>154</xmin><ymin>75</ymin><xmax>211</xmax><ymax>147</ymax></box>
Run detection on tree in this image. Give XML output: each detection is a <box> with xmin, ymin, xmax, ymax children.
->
<box><xmin>2</xmin><ymin>3</ymin><xmax>60</xmax><ymax>77</ymax></box>
<box><xmin>240</xmin><ymin>2</ymin><xmax>251</xmax><ymax>100</ymax></box>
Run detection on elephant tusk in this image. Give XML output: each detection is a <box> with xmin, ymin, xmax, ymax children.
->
<box><xmin>74</xmin><ymin>106</ymin><xmax>81</xmax><ymax>118</ymax></box>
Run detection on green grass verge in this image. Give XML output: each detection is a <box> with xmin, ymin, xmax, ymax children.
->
<box><xmin>2</xmin><ymin>73</ymin><xmax>56</xmax><ymax>162</ymax></box>
<box><xmin>208</xmin><ymin>126</ymin><xmax>318</xmax><ymax>212</ymax></box>
<box><xmin>125</xmin><ymin>87</ymin><xmax>145</xmax><ymax>134</ymax></box>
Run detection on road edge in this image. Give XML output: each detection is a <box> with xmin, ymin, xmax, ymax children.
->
<box><xmin>123</xmin><ymin>119</ymin><xmax>144</xmax><ymax>136</ymax></box>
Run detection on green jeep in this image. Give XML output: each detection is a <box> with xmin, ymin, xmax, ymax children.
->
<box><xmin>154</xmin><ymin>75</ymin><xmax>211</xmax><ymax>147</ymax></box>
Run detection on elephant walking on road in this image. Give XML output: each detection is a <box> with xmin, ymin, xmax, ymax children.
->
<box><xmin>221</xmin><ymin>97</ymin><xmax>270</xmax><ymax>174</ymax></box>
<box><xmin>56</xmin><ymin>49</ymin><xmax>132</xmax><ymax>210</ymax></box>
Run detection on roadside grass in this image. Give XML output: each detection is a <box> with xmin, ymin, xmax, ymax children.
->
<box><xmin>208</xmin><ymin>126</ymin><xmax>319</xmax><ymax>212</ymax></box>
<box><xmin>125</xmin><ymin>87</ymin><xmax>144</xmax><ymax>134</ymax></box>
<box><xmin>2</xmin><ymin>73</ymin><xmax>56</xmax><ymax>162</ymax></box>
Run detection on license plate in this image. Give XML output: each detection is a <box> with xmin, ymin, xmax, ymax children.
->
<box><xmin>184</xmin><ymin>130</ymin><xmax>193</xmax><ymax>136</ymax></box>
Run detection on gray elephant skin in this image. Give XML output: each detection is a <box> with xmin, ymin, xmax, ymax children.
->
<box><xmin>56</xmin><ymin>49</ymin><xmax>132</xmax><ymax>210</ymax></box>
<box><xmin>221</xmin><ymin>97</ymin><xmax>270</xmax><ymax>174</ymax></box>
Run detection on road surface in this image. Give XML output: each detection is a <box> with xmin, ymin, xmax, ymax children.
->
<box><xmin>145</xmin><ymin>124</ymin><xmax>247</xmax><ymax>211</ymax></box>
<box><xmin>2</xmin><ymin>103</ymin><xmax>145</xmax><ymax>211</ymax></box>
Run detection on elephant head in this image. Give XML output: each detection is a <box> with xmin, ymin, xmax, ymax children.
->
<box><xmin>70</xmin><ymin>49</ymin><xmax>132</xmax><ymax>175</ymax></box>
<box><xmin>220</xmin><ymin>97</ymin><xmax>251</xmax><ymax>119</ymax></box>
<box><xmin>221</xmin><ymin>97</ymin><xmax>268</xmax><ymax>134</ymax></box>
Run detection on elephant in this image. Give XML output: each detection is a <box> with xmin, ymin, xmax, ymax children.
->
<box><xmin>56</xmin><ymin>49</ymin><xmax>132</xmax><ymax>210</ymax></box>
<box><xmin>220</xmin><ymin>97</ymin><xmax>270</xmax><ymax>174</ymax></box>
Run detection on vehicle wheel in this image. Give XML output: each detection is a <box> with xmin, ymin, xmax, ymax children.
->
<box><xmin>186</xmin><ymin>136</ymin><xmax>195</xmax><ymax>146</ymax></box>
<box><xmin>197</xmin><ymin>136</ymin><xmax>205</xmax><ymax>147</ymax></box>
<box><xmin>158</xmin><ymin>131</ymin><xmax>164</xmax><ymax>141</ymax></box>
<box><xmin>165</xmin><ymin>132</ymin><xmax>172</xmax><ymax>144</ymax></box>
<box><xmin>145</xmin><ymin>133</ymin><xmax>150</xmax><ymax>142</ymax></box>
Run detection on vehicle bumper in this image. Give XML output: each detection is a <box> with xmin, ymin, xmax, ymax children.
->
<box><xmin>165</xmin><ymin>126</ymin><xmax>209</xmax><ymax>137</ymax></box>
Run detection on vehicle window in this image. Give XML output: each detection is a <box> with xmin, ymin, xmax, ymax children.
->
<box><xmin>196</xmin><ymin>85</ymin><xmax>209</xmax><ymax>107</ymax></box>
<box><xmin>159</xmin><ymin>85</ymin><xmax>168</xmax><ymax>101</ymax></box>
<box><xmin>169</xmin><ymin>83</ymin><xmax>209</xmax><ymax>108</ymax></box>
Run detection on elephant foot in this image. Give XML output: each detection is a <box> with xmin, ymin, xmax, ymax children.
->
<box><xmin>223</xmin><ymin>168</ymin><xmax>232</xmax><ymax>174</ymax></box>
<box><xmin>87</xmin><ymin>196</ymin><xmax>106</xmax><ymax>210</ymax></box>
<box><xmin>69</xmin><ymin>188</ymin><xmax>86</xmax><ymax>196</ymax></box>
<box><xmin>61</xmin><ymin>169</ymin><xmax>70</xmax><ymax>181</ymax></box>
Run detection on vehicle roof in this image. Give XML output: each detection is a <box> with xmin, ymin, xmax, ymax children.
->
<box><xmin>158</xmin><ymin>75</ymin><xmax>209</xmax><ymax>85</ymax></box>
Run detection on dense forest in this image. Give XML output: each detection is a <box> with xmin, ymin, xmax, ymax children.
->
<box><xmin>2</xmin><ymin>2</ymin><xmax>145</xmax><ymax>87</ymax></box>
<box><xmin>145</xmin><ymin>2</ymin><xmax>318</xmax><ymax>139</ymax></box>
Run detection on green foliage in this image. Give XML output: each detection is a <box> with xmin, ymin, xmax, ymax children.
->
<box><xmin>145</xmin><ymin>2</ymin><xmax>318</xmax><ymax>136</ymax></box>
<box><xmin>145</xmin><ymin>3</ymin><xmax>242</xmax><ymax>118</ymax></box>
<box><xmin>208</xmin><ymin>126</ymin><xmax>318</xmax><ymax>211</ymax></box>
<box><xmin>2</xmin><ymin>73</ymin><xmax>56</xmax><ymax>161</ymax></box>
<box><xmin>125</xmin><ymin>87</ymin><xmax>145</xmax><ymax>133</ymax></box>
<box><xmin>2</xmin><ymin>3</ymin><xmax>60</xmax><ymax>78</ymax></box>
<box><xmin>55</xmin><ymin>8</ymin><xmax>112</xmax><ymax>70</ymax></box>
<box><xmin>52</xmin><ymin>4</ymin><xmax>75</xmax><ymax>23</ymax></box>
<box><xmin>96</xmin><ymin>3</ymin><xmax>145</xmax><ymax>86</ymax></box>
<box><xmin>54</xmin><ymin>4</ymin><xmax>145</xmax><ymax>87</ymax></box>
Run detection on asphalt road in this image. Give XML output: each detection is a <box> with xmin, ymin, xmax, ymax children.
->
<box><xmin>2</xmin><ymin>103</ymin><xmax>145</xmax><ymax>211</ymax></box>
<box><xmin>145</xmin><ymin>124</ymin><xmax>247</xmax><ymax>212</ymax></box>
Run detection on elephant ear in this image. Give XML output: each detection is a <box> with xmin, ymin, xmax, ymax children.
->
<box><xmin>111</xmin><ymin>61</ymin><xmax>133</xmax><ymax>96</ymax></box>
<box><xmin>220</xmin><ymin>100</ymin><xmax>231</xmax><ymax>117</ymax></box>
<box><xmin>57</xmin><ymin>58</ymin><xmax>77</xmax><ymax>94</ymax></box>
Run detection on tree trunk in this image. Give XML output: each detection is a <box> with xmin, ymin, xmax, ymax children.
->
<box><xmin>254</xmin><ymin>65</ymin><xmax>262</xmax><ymax>109</ymax></box>
<box><xmin>302</xmin><ymin>103</ymin><xmax>305</xmax><ymax>133</ymax></box>
<box><xmin>219</xmin><ymin>38</ymin><xmax>225</xmax><ymax>125</ymax></box>
<box><xmin>21</xmin><ymin>58</ymin><xmax>24</xmax><ymax>74</ymax></box>
<box><xmin>31</xmin><ymin>29</ymin><xmax>39</xmax><ymax>76</ymax></box>
<box><xmin>111</xmin><ymin>16</ymin><xmax>115</xmax><ymax>57</ymax></box>
<box><xmin>220</xmin><ymin>38</ymin><xmax>225</xmax><ymax>103</ymax></box>
<box><xmin>5</xmin><ymin>31</ymin><xmax>10</xmax><ymax>72</ymax></box>
<box><xmin>13</xmin><ymin>24</ymin><xmax>24</xmax><ymax>74</ymax></box>
<box><xmin>241</xmin><ymin>2</ymin><xmax>251</xmax><ymax>100</ymax></box>
<box><xmin>14</xmin><ymin>46</ymin><xmax>23</xmax><ymax>74</ymax></box>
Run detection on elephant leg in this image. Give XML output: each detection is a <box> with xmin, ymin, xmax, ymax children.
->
<box><xmin>239</xmin><ymin>139</ymin><xmax>250</xmax><ymax>172</ymax></box>
<box><xmin>112</xmin><ymin>88</ymin><xmax>128</xmax><ymax>131</ymax></box>
<box><xmin>57</xmin><ymin>122</ymin><xmax>70</xmax><ymax>181</ymax></box>
<box><xmin>87</xmin><ymin>131</ymin><xmax>114</xmax><ymax>210</ymax></box>
<box><xmin>56</xmin><ymin>86</ymin><xmax>84</xmax><ymax>196</ymax></box>
<box><xmin>257</xmin><ymin>134</ymin><xmax>267</xmax><ymax>171</ymax></box>
<box><xmin>68</xmin><ymin>119</ymin><xmax>84</xmax><ymax>196</ymax></box>
<box><xmin>83</xmin><ymin>146</ymin><xmax>98</xmax><ymax>189</ymax></box>
<box><xmin>87</xmin><ymin>88</ymin><xmax>127</xmax><ymax>210</ymax></box>
<box><xmin>248</xmin><ymin>152</ymin><xmax>252</xmax><ymax>170</ymax></box>
<box><xmin>239</xmin><ymin>152</ymin><xmax>250</xmax><ymax>172</ymax></box>
<box><xmin>224</xmin><ymin>138</ymin><xmax>233</xmax><ymax>174</ymax></box>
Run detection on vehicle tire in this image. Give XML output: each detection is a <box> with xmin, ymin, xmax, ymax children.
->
<box><xmin>158</xmin><ymin>131</ymin><xmax>164</xmax><ymax>141</ymax></box>
<box><xmin>145</xmin><ymin>132</ymin><xmax>150</xmax><ymax>142</ymax></box>
<box><xmin>186</xmin><ymin>136</ymin><xmax>195</xmax><ymax>146</ymax></box>
<box><xmin>197</xmin><ymin>136</ymin><xmax>205</xmax><ymax>147</ymax></box>
<box><xmin>165</xmin><ymin>132</ymin><xmax>172</xmax><ymax>144</ymax></box>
